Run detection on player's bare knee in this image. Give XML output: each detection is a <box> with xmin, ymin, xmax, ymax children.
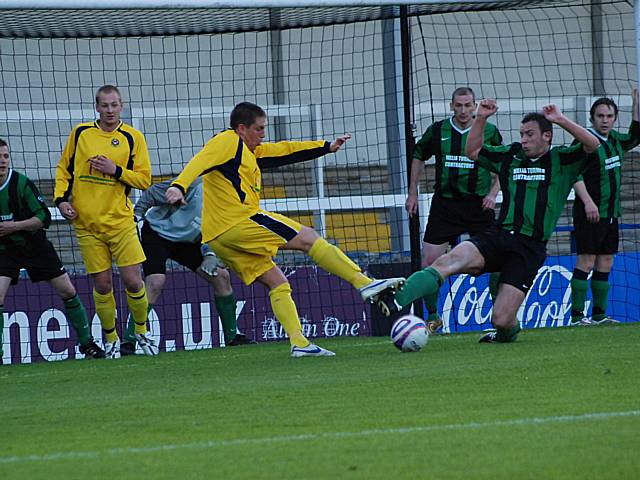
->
<box><xmin>50</xmin><ymin>274</ymin><xmax>77</xmax><ymax>300</ymax></box>
<box><xmin>123</xmin><ymin>278</ymin><xmax>144</xmax><ymax>293</ymax></box>
<box><xmin>594</xmin><ymin>254</ymin><xmax>614</xmax><ymax>272</ymax></box>
<box><xmin>298</xmin><ymin>226</ymin><xmax>320</xmax><ymax>251</ymax></box>
<box><xmin>210</xmin><ymin>269</ymin><xmax>233</xmax><ymax>296</ymax></box>
<box><xmin>576</xmin><ymin>254</ymin><xmax>596</xmax><ymax>272</ymax></box>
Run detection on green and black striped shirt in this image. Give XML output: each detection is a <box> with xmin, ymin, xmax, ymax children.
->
<box><xmin>0</xmin><ymin>169</ymin><xmax>51</xmax><ymax>252</ymax></box>
<box><xmin>573</xmin><ymin>121</ymin><xmax>640</xmax><ymax>220</ymax></box>
<box><xmin>477</xmin><ymin>143</ymin><xmax>589</xmax><ymax>242</ymax></box>
<box><xmin>414</xmin><ymin>117</ymin><xmax>502</xmax><ymax>199</ymax></box>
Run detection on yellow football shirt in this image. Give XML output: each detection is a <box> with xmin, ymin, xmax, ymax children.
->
<box><xmin>172</xmin><ymin>129</ymin><xmax>329</xmax><ymax>242</ymax></box>
<box><xmin>55</xmin><ymin>121</ymin><xmax>152</xmax><ymax>233</ymax></box>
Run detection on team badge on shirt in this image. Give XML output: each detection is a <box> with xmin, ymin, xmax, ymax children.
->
<box><xmin>111</xmin><ymin>139</ymin><xmax>119</xmax><ymax>147</ymax></box>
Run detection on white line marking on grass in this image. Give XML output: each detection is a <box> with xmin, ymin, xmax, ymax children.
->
<box><xmin>2</xmin><ymin>410</ymin><xmax>639</xmax><ymax>464</ymax></box>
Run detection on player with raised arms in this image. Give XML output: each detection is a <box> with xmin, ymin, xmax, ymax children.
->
<box><xmin>569</xmin><ymin>89</ymin><xmax>640</xmax><ymax>325</ymax></box>
<box><xmin>376</xmin><ymin>99</ymin><xmax>600</xmax><ymax>343</ymax></box>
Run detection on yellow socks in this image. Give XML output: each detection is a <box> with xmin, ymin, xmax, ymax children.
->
<box><xmin>93</xmin><ymin>289</ymin><xmax>118</xmax><ymax>343</ymax></box>
<box><xmin>269</xmin><ymin>282</ymin><xmax>309</xmax><ymax>348</ymax></box>
<box><xmin>308</xmin><ymin>238</ymin><xmax>371</xmax><ymax>289</ymax></box>
<box><xmin>126</xmin><ymin>285</ymin><xmax>149</xmax><ymax>335</ymax></box>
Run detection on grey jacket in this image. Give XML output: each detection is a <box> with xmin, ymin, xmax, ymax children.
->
<box><xmin>134</xmin><ymin>177</ymin><xmax>204</xmax><ymax>245</ymax></box>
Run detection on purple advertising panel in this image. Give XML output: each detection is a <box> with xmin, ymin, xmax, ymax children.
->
<box><xmin>2</xmin><ymin>266</ymin><xmax>369</xmax><ymax>364</ymax></box>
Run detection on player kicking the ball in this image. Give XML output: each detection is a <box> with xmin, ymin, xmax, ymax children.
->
<box><xmin>166</xmin><ymin>102</ymin><xmax>404</xmax><ymax>357</ymax></box>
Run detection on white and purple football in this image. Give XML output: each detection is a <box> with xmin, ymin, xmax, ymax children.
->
<box><xmin>390</xmin><ymin>314</ymin><xmax>428</xmax><ymax>352</ymax></box>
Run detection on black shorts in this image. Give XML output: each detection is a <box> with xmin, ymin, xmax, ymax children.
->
<box><xmin>0</xmin><ymin>237</ymin><xmax>66</xmax><ymax>285</ymax></box>
<box><xmin>573</xmin><ymin>217</ymin><xmax>619</xmax><ymax>255</ymax></box>
<box><xmin>469</xmin><ymin>227</ymin><xmax>547</xmax><ymax>293</ymax></box>
<box><xmin>141</xmin><ymin>221</ymin><xmax>203</xmax><ymax>276</ymax></box>
<box><xmin>424</xmin><ymin>195</ymin><xmax>495</xmax><ymax>245</ymax></box>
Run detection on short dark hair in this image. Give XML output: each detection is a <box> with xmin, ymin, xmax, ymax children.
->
<box><xmin>521</xmin><ymin>112</ymin><xmax>553</xmax><ymax>139</ymax></box>
<box><xmin>0</xmin><ymin>138</ymin><xmax>7</xmax><ymax>148</ymax></box>
<box><xmin>451</xmin><ymin>87</ymin><xmax>475</xmax><ymax>103</ymax></box>
<box><xmin>590</xmin><ymin>97</ymin><xmax>618</xmax><ymax>121</ymax></box>
<box><xmin>95</xmin><ymin>85</ymin><xmax>122</xmax><ymax>104</ymax></box>
<box><xmin>230</xmin><ymin>102</ymin><xmax>267</xmax><ymax>129</ymax></box>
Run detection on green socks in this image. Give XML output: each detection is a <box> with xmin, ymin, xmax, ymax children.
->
<box><xmin>215</xmin><ymin>294</ymin><xmax>238</xmax><ymax>343</ymax></box>
<box><xmin>495</xmin><ymin>324</ymin><xmax>521</xmax><ymax>343</ymax></box>
<box><xmin>571</xmin><ymin>269</ymin><xmax>611</xmax><ymax>321</ymax></box>
<box><xmin>570</xmin><ymin>268</ymin><xmax>589</xmax><ymax>322</ymax></box>
<box><xmin>124</xmin><ymin>304</ymin><xmax>152</xmax><ymax>344</ymax></box>
<box><xmin>396</xmin><ymin>267</ymin><xmax>444</xmax><ymax>309</ymax></box>
<box><xmin>591</xmin><ymin>270</ymin><xmax>610</xmax><ymax>321</ymax></box>
<box><xmin>63</xmin><ymin>294</ymin><xmax>92</xmax><ymax>346</ymax></box>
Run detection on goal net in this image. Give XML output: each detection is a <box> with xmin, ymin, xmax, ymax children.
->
<box><xmin>0</xmin><ymin>0</ymin><xmax>637</xmax><ymax>363</ymax></box>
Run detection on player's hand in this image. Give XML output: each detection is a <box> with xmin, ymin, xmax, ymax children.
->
<box><xmin>482</xmin><ymin>194</ymin><xmax>497</xmax><ymax>211</ymax></box>
<box><xmin>0</xmin><ymin>221</ymin><xmax>18</xmax><ymax>237</ymax></box>
<box><xmin>476</xmin><ymin>99</ymin><xmax>498</xmax><ymax>118</ymax></box>
<box><xmin>584</xmin><ymin>200</ymin><xmax>600</xmax><ymax>223</ymax></box>
<box><xmin>200</xmin><ymin>252</ymin><xmax>221</xmax><ymax>277</ymax></box>
<box><xmin>542</xmin><ymin>104</ymin><xmax>565</xmax><ymax>124</ymax></box>
<box><xmin>165</xmin><ymin>186</ymin><xmax>186</xmax><ymax>205</ymax></box>
<box><xmin>58</xmin><ymin>201</ymin><xmax>78</xmax><ymax>221</ymax></box>
<box><xmin>405</xmin><ymin>193</ymin><xmax>419</xmax><ymax>217</ymax></box>
<box><xmin>329</xmin><ymin>134</ymin><xmax>352</xmax><ymax>153</ymax></box>
<box><xmin>89</xmin><ymin>155</ymin><xmax>117</xmax><ymax>175</ymax></box>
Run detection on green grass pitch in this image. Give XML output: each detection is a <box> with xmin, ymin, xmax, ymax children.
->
<box><xmin>1</xmin><ymin>324</ymin><xmax>639</xmax><ymax>479</ymax></box>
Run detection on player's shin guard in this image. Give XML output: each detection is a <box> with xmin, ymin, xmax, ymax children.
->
<box><xmin>269</xmin><ymin>282</ymin><xmax>309</xmax><ymax>348</ymax></box>
<box><xmin>489</xmin><ymin>272</ymin><xmax>500</xmax><ymax>304</ymax></box>
<box><xmin>396</xmin><ymin>267</ymin><xmax>444</xmax><ymax>310</ymax></box>
<box><xmin>215</xmin><ymin>294</ymin><xmax>238</xmax><ymax>343</ymax></box>
<box><xmin>126</xmin><ymin>285</ymin><xmax>149</xmax><ymax>335</ymax></box>
<box><xmin>63</xmin><ymin>294</ymin><xmax>92</xmax><ymax>346</ymax></box>
<box><xmin>93</xmin><ymin>289</ymin><xmax>118</xmax><ymax>343</ymax></box>
<box><xmin>570</xmin><ymin>268</ymin><xmax>589</xmax><ymax>322</ymax></box>
<box><xmin>308</xmin><ymin>237</ymin><xmax>370</xmax><ymax>289</ymax></box>
<box><xmin>590</xmin><ymin>270</ymin><xmax>610</xmax><ymax>322</ymax></box>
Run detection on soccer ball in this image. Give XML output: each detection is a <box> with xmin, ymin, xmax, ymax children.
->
<box><xmin>390</xmin><ymin>314</ymin><xmax>428</xmax><ymax>352</ymax></box>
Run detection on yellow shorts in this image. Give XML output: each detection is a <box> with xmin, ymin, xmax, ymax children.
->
<box><xmin>210</xmin><ymin>210</ymin><xmax>302</xmax><ymax>285</ymax></box>
<box><xmin>76</xmin><ymin>224</ymin><xmax>146</xmax><ymax>274</ymax></box>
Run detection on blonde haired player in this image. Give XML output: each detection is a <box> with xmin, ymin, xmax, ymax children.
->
<box><xmin>166</xmin><ymin>102</ymin><xmax>404</xmax><ymax>357</ymax></box>
<box><xmin>55</xmin><ymin>85</ymin><xmax>157</xmax><ymax>358</ymax></box>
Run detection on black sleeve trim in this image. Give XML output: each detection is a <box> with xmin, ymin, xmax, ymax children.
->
<box><xmin>170</xmin><ymin>183</ymin><xmax>186</xmax><ymax>195</ymax></box>
<box><xmin>114</xmin><ymin>166</ymin><xmax>123</xmax><ymax>179</ymax></box>
<box><xmin>257</xmin><ymin>142</ymin><xmax>331</xmax><ymax>170</ymax></box>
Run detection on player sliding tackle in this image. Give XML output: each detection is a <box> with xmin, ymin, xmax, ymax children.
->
<box><xmin>376</xmin><ymin>99</ymin><xmax>600</xmax><ymax>343</ymax></box>
<box><xmin>166</xmin><ymin>102</ymin><xmax>404</xmax><ymax>357</ymax></box>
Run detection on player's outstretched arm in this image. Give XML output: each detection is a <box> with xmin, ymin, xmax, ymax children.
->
<box><xmin>542</xmin><ymin>104</ymin><xmax>599</xmax><ymax>153</ymax></box>
<box><xmin>329</xmin><ymin>133</ymin><xmax>352</xmax><ymax>153</ymax></box>
<box><xmin>466</xmin><ymin>99</ymin><xmax>498</xmax><ymax>160</ymax></box>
